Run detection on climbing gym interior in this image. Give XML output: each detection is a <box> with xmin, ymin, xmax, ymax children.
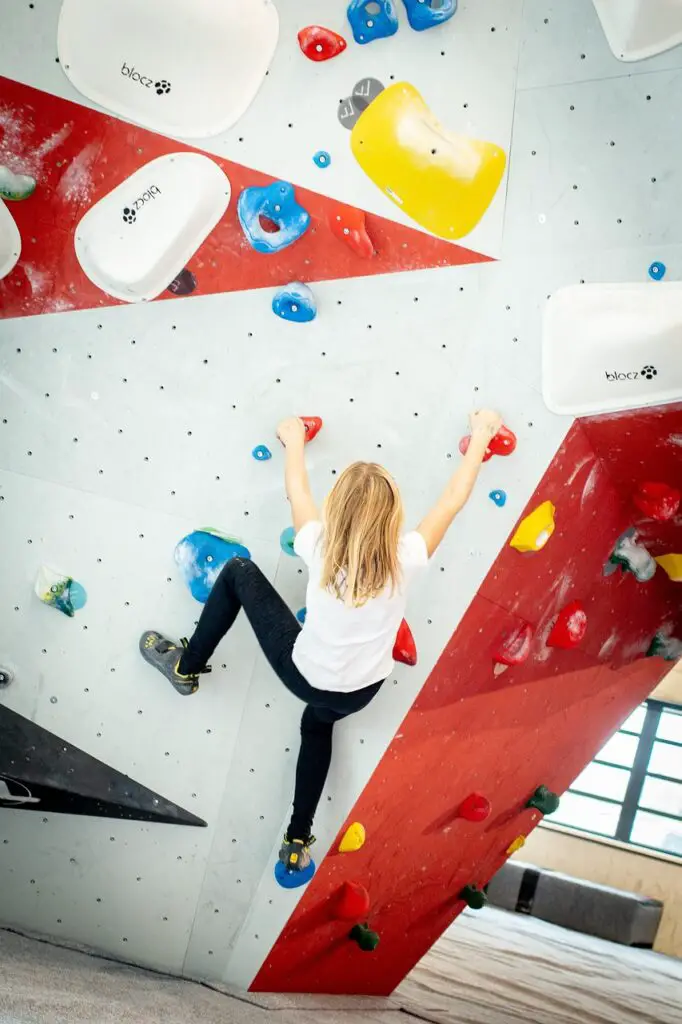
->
<box><xmin>1</xmin><ymin>2</ymin><xmax>682</xmax><ymax>1022</ymax></box>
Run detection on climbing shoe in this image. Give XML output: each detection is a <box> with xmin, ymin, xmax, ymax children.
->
<box><xmin>139</xmin><ymin>631</ymin><xmax>211</xmax><ymax>696</ymax></box>
<box><xmin>278</xmin><ymin>833</ymin><xmax>316</xmax><ymax>873</ymax></box>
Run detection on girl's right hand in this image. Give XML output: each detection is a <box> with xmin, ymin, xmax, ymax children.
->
<box><xmin>469</xmin><ymin>408</ymin><xmax>503</xmax><ymax>440</ymax></box>
<box><xmin>277</xmin><ymin>416</ymin><xmax>306</xmax><ymax>449</ymax></box>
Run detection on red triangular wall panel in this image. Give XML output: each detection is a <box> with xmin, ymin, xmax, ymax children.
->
<box><xmin>0</xmin><ymin>77</ymin><xmax>493</xmax><ymax>319</ymax></box>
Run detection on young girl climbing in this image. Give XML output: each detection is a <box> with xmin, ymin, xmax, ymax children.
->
<box><xmin>140</xmin><ymin>408</ymin><xmax>501</xmax><ymax>871</ymax></box>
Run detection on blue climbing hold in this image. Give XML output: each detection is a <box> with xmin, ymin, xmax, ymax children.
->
<box><xmin>489</xmin><ymin>489</ymin><xmax>507</xmax><ymax>508</ymax></box>
<box><xmin>175</xmin><ymin>528</ymin><xmax>251</xmax><ymax>603</ymax></box>
<box><xmin>252</xmin><ymin>445</ymin><xmax>272</xmax><ymax>461</ymax></box>
<box><xmin>237</xmin><ymin>181</ymin><xmax>310</xmax><ymax>254</ymax></box>
<box><xmin>402</xmin><ymin>0</ymin><xmax>457</xmax><ymax>30</ymax></box>
<box><xmin>280</xmin><ymin>526</ymin><xmax>297</xmax><ymax>556</ymax></box>
<box><xmin>347</xmin><ymin>0</ymin><xmax>398</xmax><ymax>44</ymax></box>
<box><xmin>313</xmin><ymin>150</ymin><xmax>331</xmax><ymax>169</ymax></box>
<box><xmin>272</xmin><ymin>282</ymin><xmax>317</xmax><ymax>323</ymax></box>
<box><xmin>274</xmin><ymin>858</ymin><xmax>316</xmax><ymax>889</ymax></box>
<box><xmin>296</xmin><ymin>607</ymin><xmax>307</xmax><ymax>624</ymax></box>
<box><xmin>648</xmin><ymin>261</ymin><xmax>666</xmax><ymax>281</ymax></box>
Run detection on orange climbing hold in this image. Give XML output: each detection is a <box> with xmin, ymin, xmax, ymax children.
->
<box><xmin>459</xmin><ymin>424</ymin><xmax>516</xmax><ymax>462</ymax></box>
<box><xmin>334</xmin><ymin>881</ymin><xmax>371</xmax><ymax>921</ymax></box>
<box><xmin>491</xmin><ymin>621</ymin><xmax>533</xmax><ymax>675</ymax></box>
<box><xmin>300</xmin><ymin>416</ymin><xmax>323</xmax><ymax>442</ymax></box>
<box><xmin>547</xmin><ymin>599</ymin><xmax>587</xmax><ymax>650</ymax></box>
<box><xmin>328</xmin><ymin>203</ymin><xmax>374</xmax><ymax>259</ymax></box>
<box><xmin>297</xmin><ymin>25</ymin><xmax>348</xmax><ymax>62</ymax></box>
<box><xmin>393</xmin><ymin>618</ymin><xmax>417</xmax><ymax>666</ymax></box>
<box><xmin>633</xmin><ymin>481</ymin><xmax>680</xmax><ymax>521</ymax></box>
<box><xmin>458</xmin><ymin>792</ymin><xmax>491</xmax><ymax>823</ymax></box>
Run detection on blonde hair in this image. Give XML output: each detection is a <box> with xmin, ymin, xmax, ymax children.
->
<box><xmin>321</xmin><ymin>462</ymin><xmax>403</xmax><ymax>607</ymax></box>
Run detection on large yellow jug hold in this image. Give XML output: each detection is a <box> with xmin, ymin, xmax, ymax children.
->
<box><xmin>350</xmin><ymin>82</ymin><xmax>506</xmax><ymax>240</ymax></box>
<box><xmin>655</xmin><ymin>553</ymin><xmax>682</xmax><ymax>582</ymax></box>
<box><xmin>339</xmin><ymin>821</ymin><xmax>366</xmax><ymax>853</ymax></box>
<box><xmin>509</xmin><ymin>501</ymin><xmax>556</xmax><ymax>553</ymax></box>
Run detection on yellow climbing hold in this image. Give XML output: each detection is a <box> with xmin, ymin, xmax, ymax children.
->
<box><xmin>510</xmin><ymin>501</ymin><xmax>556</xmax><ymax>553</ymax></box>
<box><xmin>339</xmin><ymin>822</ymin><xmax>366</xmax><ymax>853</ymax></box>
<box><xmin>506</xmin><ymin>835</ymin><xmax>526</xmax><ymax>856</ymax></box>
<box><xmin>655</xmin><ymin>554</ymin><xmax>682</xmax><ymax>582</ymax></box>
<box><xmin>350</xmin><ymin>82</ymin><xmax>506</xmax><ymax>240</ymax></box>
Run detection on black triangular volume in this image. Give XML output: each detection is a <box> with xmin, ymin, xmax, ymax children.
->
<box><xmin>0</xmin><ymin>704</ymin><xmax>206</xmax><ymax>827</ymax></box>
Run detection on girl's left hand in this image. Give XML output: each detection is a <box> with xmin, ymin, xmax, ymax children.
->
<box><xmin>277</xmin><ymin>417</ymin><xmax>306</xmax><ymax>449</ymax></box>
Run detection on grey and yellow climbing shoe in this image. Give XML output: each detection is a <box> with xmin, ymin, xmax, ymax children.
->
<box><xmin>278</xmin><ymin>834</ymin><xmax>316</xmax><ymax>872</ymax></box>
<box><xmin>139</xmin><ymin>631</ymin><xmax>211</xmax><ymax>696</ymax></box>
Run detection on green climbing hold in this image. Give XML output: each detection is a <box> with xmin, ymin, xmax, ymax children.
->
<box><xmin>0</xmin><ymin>164</ymin><xmax>37</xmax><ymax>201</ymax></box>
<box><xmin>526</xmin><ymin>785</ymin><xmax>560</xmax><ymax>816</ymax></box>
<box><xmin>349</xmin><ymin>922</ymin><xmax>380</xmax><ymax>952</ymax></box>
<box><xmin>604</xmin><ymin>527</ymin><xmax>656</xmax><ymax>583</ymax></box>
<box><xmin>647</xmin><ymin>632</ymin><xmax>682</xmax><ymax>661</ymax></box>
<box><xmin>459</xmin><ymin>884</ymin><xmax>487</xmax><ymax>910</ymax></box>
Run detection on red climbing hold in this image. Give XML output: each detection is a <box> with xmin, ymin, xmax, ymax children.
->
<box><xmin>393</xmin><ymin>618</ymin><xmax>417</xmax><ymax>666</ymax></box>
<box><xmin>300</xmin><ymin>416</ymin><xmax>323</xmax><ymax>442</ymax></box>
<box><xmin>457</xmin><ymin>792</ymin><xmax>491</xmax><ymax>823</ymax></box>
<box><xmin>334</xmin><ymin>881</ymin><xmax>371</xmax><ymax>921</ymax></box>
<box><xmin>328</xmin><ymin>203</ymin><xmax>375</xmax><ymax>259</ymax></box>
<box><xmin>459</xmin><ymin>424</ymin><xmax>516</xmax><ymax>462</ymax></box>
<box><xmin>633</xmin><ymin>481</ymin><xmax>680</xmax><ymax>522</ymax></box>
<box><xmin>547</xmin><ymin>599</ymin><xmax>587</xmax><ymax>650</ymax></box>
<box><xmin>492</xmin><ymin>621</ymin><xmax>533</xmax><ymax>675</ymax></box>
<box><xmin>298</xmin><ymin>25</ymin><xmax>348</xmax><ymax>62</ymax></box>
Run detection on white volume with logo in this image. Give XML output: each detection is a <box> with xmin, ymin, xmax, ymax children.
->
<box><xmin>74</xmin><ymin>153</ymin><xmax>231</xmax><ymax>302</ymax></box>
<box><xmin>592</xmin><ymin>0</ymin><xmax>682</xmax><ymax>62</ymax></box>
<box><xmin>57</xmin><ymin>0</ymin><xmax>279</xmax><ymax>137</ymax></box>
<box><xmin>542</xmin><ymin>282</ymin><xmax>682</xmax><ymax>416</ymax></box>
<box><xmin>0</xmin><ymin>199</ymin><xmax>21</xmax><ymax>280</ymax></box>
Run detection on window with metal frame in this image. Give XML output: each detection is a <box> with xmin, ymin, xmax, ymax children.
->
<box><xmin>543</xmin><ymin>699</ymin><xmax>682</xmax><ymax>859</ymax></box>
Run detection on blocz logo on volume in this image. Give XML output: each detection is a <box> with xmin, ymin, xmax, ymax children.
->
<box><xmin>122</xmin><ymin>186</ymin><xmax>162</xmax><ymax>224</ymax></box>
<box><xmin>120</xmin><ymin>62</ymin><xmax>171</xmax><ymax>96</ymax></box>
<box><xmin>605</xmin><ymin>365</ymin><xmax>658</xmax><ymax>382</ymax></box>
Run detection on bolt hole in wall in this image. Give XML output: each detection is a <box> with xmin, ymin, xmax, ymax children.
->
<box><xmin>0</xmin><ymin>0</ymin><xmax>681</xmax><ymax>1007</ymax></box>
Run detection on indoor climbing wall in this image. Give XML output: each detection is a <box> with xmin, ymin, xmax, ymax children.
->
<box><xmin>0</xmin><ymin>0</ymin><xmax>681</xmax><ymax>996</ymax></box>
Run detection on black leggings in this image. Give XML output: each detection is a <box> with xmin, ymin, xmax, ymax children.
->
<box><xmin>180</xmin><ymin>557</ymin><xmax>383</xmax><ymax>840</ymax></box>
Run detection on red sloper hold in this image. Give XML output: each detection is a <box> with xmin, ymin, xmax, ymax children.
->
<box><xmin>633</xmin><ymin>481</ymin><xmax>681</xmax><ymax>522</ymax></box>
<box><xmin>334</xmin><ymin>881</ymin><xmax>371</xmax><ymax>921</ymax></box>
<box><xmin>393</xmin><ymin>619</ymin><xmax>417</xmax><ymax>666</ymax></box>
<box><xmin>459</xmin><ymin>424</ymin><xmax>517</xmax><ymax>463</ymax></box>
<box><xmin>298</xmin><ymin>25</ymin><xmax>348</xmax><ymax>61</ymax></box>
<box><xmin>457</xmin><ymin>793</ymin><xmax>492</xmax><ymax>823</ymax></box>
<box><xmin>492</xmin><ymin>621</ymin><xmax>533</xmax><ymax>672</ymax></box>
<box><xmin>301</xmin><ymin>416</ymin><xmax>323</xmax><ymax>442</ymax></box>
<box><xmin>547</xmin><ymin>600</ymin><xmax>588</xmax><ymax>650</ymax></box>
<box><xmin>329</xmin><ymin>203</ymin><xmax>375</xmax><ymax>259</ymax></box>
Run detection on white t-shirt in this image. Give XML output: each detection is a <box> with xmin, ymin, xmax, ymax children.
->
<box><xmin>292</xmin><ymin>520</ymin><xmax>429</xmax><ymax>693</ymax></box>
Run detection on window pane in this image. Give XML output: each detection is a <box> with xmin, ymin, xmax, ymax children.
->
<box><xmin>571</xmin><ymin>762</ymin><xmax>630</xmax><ymax>802</ymax></box>
<box><xmin>595</xmin><ymin>731</ymin><xmax>639</xmax><ymax>768</ymax></box>
<box><xmin>640</xmin><ymin>776</ymin><xmax>682</xmax><ymax>817</ymax></box>
<box><xmin>631</xmin><ymin>810</ymin><xmax>682</xmax><ymax>856</ymax></box>
<box><xmin>648</xmin><ymin>741</ymin><xmax>682</xmax><ymax>781</ymax></box>
<box><xmin>657</xmin><ymin>709</ymin><xmax>682</xmax><ymax>745</ymax></box>
<box><xmin>548</xmin><ymin>792</ymin><xmax>620</xmax><ymax>837</ymax></box>
<box><xmin>620</xmin><ymin>705</ymin><xmax>647</xmax><ymax>734</ymax></box>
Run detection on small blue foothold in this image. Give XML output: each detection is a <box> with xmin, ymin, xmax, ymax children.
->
<box><xmin>296</xmin><ymin>607</ymin><xmax>307</xmax><ymax>624</ymax></box>
<box><xmin>313</xmin><ymin>150</ymin><xmax>331</xmax><ymax>169</ymax></box>
<box><xmin>272</xmin><ymin>282</ymin><xmax>317</xmax><ymax>323</ymax></box>
<box><xmin>402</xmin><ymin>0</ymin><xmax>457</xmax><ymax>31</ymax></box>
<box><xmin>237</xmin><ymin>181</ymin><xmax>311</xmax><ymax>254</ymax></box>
<box><xmin>274</xmin><ymin>858</ymin><xmax>316</xmax><ymax>889</ymax></box>
<box><xmin>252</xmin><ymin>445</ymin><xmax>272</xmax><ymax>462</ymax></box>
<box><xmin>280</xmin><ymin>525</ymin><xmax>297</xmax><ymax>556</ymax></box>
<box><xmin>489</xmin><ymin>489</ymin><xmax>507</xmax><ymax>508</ymax></box>
<box><xmin>347</xmin><ymin>0</ymin><xmax>399</xmax><ymax>44</ymax></box>
<box><xmin>648</xmin><ymin>261</ymin><xmax>666</xmax><ymax>281</ymax></box>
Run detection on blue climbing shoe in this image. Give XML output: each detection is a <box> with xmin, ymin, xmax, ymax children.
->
<box><xmin>139</xmin><ymin>630</ymin><xmax>211</xmax><ymax>696</ymax></box>
<box><xmin>278</xmin><ymin>833</ymin><xmax>316</xmax><ymax>873</ymax></box>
